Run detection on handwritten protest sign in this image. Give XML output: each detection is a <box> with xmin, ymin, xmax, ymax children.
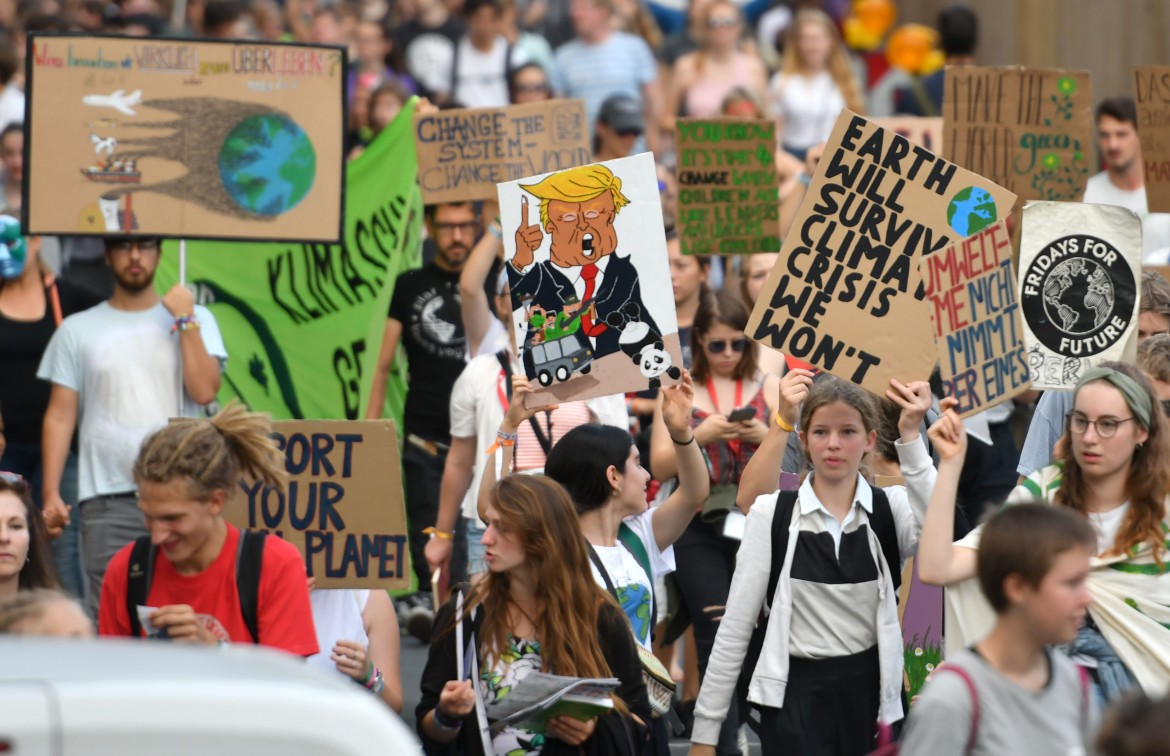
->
<box><xmin>225</xmin><ymin>420</ymin><xmax>409</xmax><ymax>589</ymax></box>
<box><xmin>1018</xmin><ymin>202</ymin><xmax>1141</xmax><ymax>389</ymax></box>
<box><xmin>25</xmin><ymin>34</ymin><xmax>346</xmax><ymax>242</ymax></box>
<box><xmin>872</xmin><ymin>117</ymin><xmax>943</xmax><ymax>153</ymax></box>
<box><xmin>922</xmin><ymin>220</ymin><xmax>1030</xmax><ymax>417</ymax></box>
<box><xmin>944</xmin><ymin>67</ymin><xmax>1092</xmax><ymax>202</ymax></box>
<box><xmin>1134</xmin><ymin>66</ymin><xmax>1170</xmax><ymax>213</ymax></box>
<box><xmin>498</xmin><ymin>153</ymin><xmax>683</xmax><ymax>406</ymax></box>
<box><xmin>414</xmin><ymin>99</ymin><xmax>591</xmax><ymax>204</ymax></box>
<box><xmin>674</xmin><ymin>118</ymin><xmax>780</xmax><ymax>255</ymax></box>
<box><xmin>746</xmin><ymin>111</ymin><xmax>1017</xmax><ymax>395</ymax></box>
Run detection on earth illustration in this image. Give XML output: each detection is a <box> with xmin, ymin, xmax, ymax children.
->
<box><xmin>218</xmin><ymin>114</ymin><xmax>316</xmax><ymax>217</ymax></box>
<box><xmin>1041</xmin><ymin>258</ymin><xmax>1113</xmax><ymax>334</ymax></box>
<box><xmin>946</xmin><ymin>186</ymin><xmax>997</xmax><ymax>237</ymax></box>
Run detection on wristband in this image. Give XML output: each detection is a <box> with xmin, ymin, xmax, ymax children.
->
<box><xmin>671</xmin><ymin>434</ymin><xmax>696</xmax><ymax>446</ymax></box>
<box><xmin>774</xmin><ymin>413</ymin><xmax>795</xmax><ymax>432</ymax></box>
<box><xmin>423</xmin><ymin>527</ymin><xmax>455</xmax><ymax>540</ymax></box>
<box><xmin>171</xmin><ymin>314</ymin><xmax>200</xmax><ymax>333</ymax></box>
<box><xmin>434</xmin><ymin>706</ymin><xmax>464</xmax><ymax>731</ymax></box>
<box><xmin>485</xmin><ymin>429</ymin><xmax>518</xmax><ymax>454</ymax></box>
<box><xmin>488</xmin><ymin>223</ymin><xmax>502</xmax><ymax>239</ymax></box>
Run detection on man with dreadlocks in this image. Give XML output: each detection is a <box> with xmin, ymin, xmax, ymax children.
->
<box><xmin>96</xmin><ymin>402</ymin><xmax>318</xmax><ymax>655</ymax></box>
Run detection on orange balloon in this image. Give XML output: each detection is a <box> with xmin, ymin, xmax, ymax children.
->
<box><xmin>886</xmin><ymin>24</ymin><xmax>938</xmax><ymax>74</ymax></box>
<box><xmin>854</xmin><ymin>0</ymin><xmax>896</xmax><ymax>37</ymax></box>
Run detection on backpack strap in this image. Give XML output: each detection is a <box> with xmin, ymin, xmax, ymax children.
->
<box><xmin>617</xmin><ymin>522</ymin><xmax>656</xmax><ymax>639</ymax></box>
<box><xmin>868</xmin><ymin>487</ymin><xmax>903</xmax><ymax>595</ymax></box>
<box><xmin>43</xmin><ymin>274</ymin><xmax>63</xmax><ymax>327</ymax></box>
<box><xmin>765</xmin><ymin>490</ymin><xmax>800</xmax><ymax>611</ymax></box>
<box><xmin>236</xmin><ymin>528</ymin><xmax>266</xmax><ymax>644</ymax></box>
<box><xmin>937</xmin><ymin>665</ymin><xmax>980</xmax><ymax>754</ymax></box>
<box><xmin>125</xmin><ymin>535</ymin><xmax>156</xmax><ymax>638</ymax></box>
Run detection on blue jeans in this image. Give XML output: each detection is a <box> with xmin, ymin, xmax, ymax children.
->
<box><xmin>2</xmin><ymin>441</ymin><xmax>85</xmax><ymax>600</ymax></box>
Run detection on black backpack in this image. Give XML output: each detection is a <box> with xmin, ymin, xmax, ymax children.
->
<box><xmin>740</xmin><ymin>487</ymin><xmax>902</xmax><ymax>733</ymax></box>
<box><xmin>126</xmin><ymin>529</ymin><xmax>267</xmax><ymax>642</ymax></box>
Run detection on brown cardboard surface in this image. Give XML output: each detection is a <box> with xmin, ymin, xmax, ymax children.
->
<box><xmin>1135</xmin><ymin>66</ymin><xmax>1170</xmax><ymax>213</ymax></box>
<box><xmin>943</xmin><ymin>66</ymin><xmax>1092</xmax><ymax>202</ymax></box>
<box><xmin>25</xmin><ymin>35</ymin><xmax>346</xmax><ymax>242</ymax></box>
<box><xmin>414</xmin><ymin>99</ymin><xmax>591</xmax><ymax>204</ymax></box>
<box><xmin>674</xmin><ymin>118</ymin><xmax>780</xmax><ymax>255</ymax></box>
<box><xmin>745</xmin><ymin>111</ymin><xmax>1017</xmax><ymax>396</ymax></box>
<box><xmin>224</xmin><ymin>419</ymin><xmax>409</xmax><ymax>590</ymax></box>
<box><xmin>922</xmin><ymin>220</ymin><xmax>1031</xmax><ymax>417</ymax></box>
<box><xmin>871</xmin><ymin>117</ymin><xmax>944</xmax><ymax>153</ymax></box>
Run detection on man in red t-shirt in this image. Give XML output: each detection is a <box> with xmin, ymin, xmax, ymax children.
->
<box><xmin>98</xmin><ymin>476</ymin><xmax>318</xmax><ymax>656</ymax></box>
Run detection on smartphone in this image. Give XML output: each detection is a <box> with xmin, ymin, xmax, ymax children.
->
<box><xmin>727</xmin><ymin>406</ymin><xmax>758</xmax><ymax>423</ymax></box>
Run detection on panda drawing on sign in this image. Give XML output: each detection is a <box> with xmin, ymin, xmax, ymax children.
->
<box><xmin>607</xmin><ymin>302</ymin><xmax>682</xmax><ymax>389</ymax></box>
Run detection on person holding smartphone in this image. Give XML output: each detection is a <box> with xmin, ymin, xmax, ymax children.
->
<box><xmin>649</xmin><ymin>289</ymin><xmax>779</xmax><ymax>754</ymax></box>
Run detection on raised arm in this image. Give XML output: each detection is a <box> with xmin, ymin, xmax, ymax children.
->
<box><xmin>917</xmin><ymin>405</ymin><xmax>978</xmax><ymax>586</ymax></box>
<box><xmin>460</xmin><ymin>201</ymin><xmax>502</xmax><ymax>357</ymax></box>
<box><xmin>477</xmin><ymin>374</ymin><xmax>558</xmax><ymax>516</ymax></box>
<box><xmin>650</xmin><ymin>371</ymin><xmax>710</xmax><ymax>552</ymax></box>
<box><xmin>886</xmin><ymin>379</ymin><xmax>938</xmax><ymax>558</ymax></box>
<box><xmin>735</xmin><ymin>367</ymin><xmax>813</xmax><ymax>511</ymax></box>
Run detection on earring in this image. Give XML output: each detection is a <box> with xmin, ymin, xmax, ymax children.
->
<box><xmin>1137</xmin><ymin>442</ymin><xmax>1145</xmax><ymax>450</ymax></box>
<box><xmin>613</xmin><ymin>487</ymin><xmax>623</xmax><ymax>498</ymax></box>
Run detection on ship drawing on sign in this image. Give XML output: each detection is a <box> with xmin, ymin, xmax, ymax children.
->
<box><xmin>81</xmin><ymin>156</ymin><xmax>141</xmax><ymax>184</ymax></box>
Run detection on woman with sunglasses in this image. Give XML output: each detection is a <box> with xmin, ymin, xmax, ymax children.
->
<box><xmin>660</xmin><ymin>0</ymin><xmax>767</xmax><ymax>134</ymax></box>
<box><xmin>918</xmin><ymin>361</ymin><xmax>1170</xmax><ymax>702</ymax></box>
<box><xmin>0</xmin><ymin>472</ymin><xmax>60</xmax><ymax>602</ymax></box>
<box><xmin>508</xmin><ymin>63</ymin><xmax>554</xmax><ymax>105</ymax></box>
<box><xmin>649</xmin><ymin>289</ymin><xmax>778</xmax><ymax>754</ymax></box>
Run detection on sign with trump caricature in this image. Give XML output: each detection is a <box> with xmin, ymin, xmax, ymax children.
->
<box><xmin>498</xmin><ymin>153</ymin><xmax>684</xmax><ymax>406</ymax></box>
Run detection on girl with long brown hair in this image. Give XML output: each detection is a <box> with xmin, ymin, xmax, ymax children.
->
<box><xmin>418</xmin><ymin>474</ymin><xmax>650</xmax><ymax>755</ymax></box>
<box><xmin>0</xmin><ymin>472</ymin><xmax>59</xmax><ymax>600</ymax></box>
<box><xmin>918</xmin><ymin>361</ymin><xmax>1170</xmax><ymax>701</ymax></box>
<box><xmin>97</xmin><ymin>402</ymin><xmax>318</xmax><ymax>657</ymax></box>
<box><xmin>768</xmin><ymin>8</ymin><xmax>865</xmax><ymax>161</ymax></box>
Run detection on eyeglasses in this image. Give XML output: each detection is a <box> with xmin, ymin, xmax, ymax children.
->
<box><xmin>616</xmin><ymin>128</ymin><xmax>642</xmax><ymax>138</ymax></box>
<box><xmin>1065</xmin><ymin>411</ymin><xmax>1136</xmax><ymax>438</ymax></box>
<box><xmin>707</xmin><ymin>16</ymin><xmax>738</xmax><ymax>27</ymax></box>
<box><xmin>433</xmin><ymin>221</ymin><xmax>479</xmax><ymax>236</ymax></box>
<box><xmin>514</xmin><ymin>82</ymin><xmax>550</xmax><ymax>93</ymax></box>
<box><xmin>705</xmin><ymin>338</ymin><xmax>748</xmax><ymax>354</ymax></box>
<box><xmin>108</xmin><ymin>240</ymin><xmax>160</xmax><ymax>254</ymax></box>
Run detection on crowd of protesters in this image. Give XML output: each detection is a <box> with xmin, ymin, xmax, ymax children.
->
<box><xmin>3</xmin><ymin>0</ymin><xmax>1170</xmax><ymax>754</ymax></box>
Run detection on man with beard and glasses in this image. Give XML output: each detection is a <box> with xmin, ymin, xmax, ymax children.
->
<box><xmin>367</xmin><ymin>202</ymin><xmax>481</xmax><ymax>642</ymax></box>
<box><xmin>37</xmin><ymin>237</ymin><xmax>226</xmax><ymax>619</ymax></box>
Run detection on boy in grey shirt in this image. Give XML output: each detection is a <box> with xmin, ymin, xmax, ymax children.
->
<box><xmin>900</xmin><ymin>500</ymin><xmax>1099</xmax><ymax>755</ymax></box>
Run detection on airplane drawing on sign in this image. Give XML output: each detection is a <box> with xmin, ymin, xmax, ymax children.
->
<box><xmin>82</xmin><ymin>89</ymin><xmax>142</xmax><ymax>116</ymax></box>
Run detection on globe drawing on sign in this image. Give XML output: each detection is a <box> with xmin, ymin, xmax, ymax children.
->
<box><xmin>219</xmin><ymin>114</ymin><xmax>316</xmax><ymax>217</ymax></box>
<box><xmin>946</xmin><ymin>186</ymin><xmax>997</xmax><ymax>237</ymax></box>
<box><xmin>1041</xmin><ymin>258</ymin><xmax>1114</xmax><ymax>335</ymax></box>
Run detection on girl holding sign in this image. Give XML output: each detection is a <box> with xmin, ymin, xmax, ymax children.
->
<box><xmin>687</xmin><ymin>374</ymin><xmax>938</xmax><ymax>756</ymax></box>
<box><xmin>916</xmin><ymin>361</ymin><xmax>1170</xmax><ymax>703</ymax></box>
<box><xmin>417</xmin><ymin>474</ymin><xmax>650</xmax><ymax>755</ymax></box>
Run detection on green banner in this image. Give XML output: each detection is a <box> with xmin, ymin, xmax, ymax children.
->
<box><xmin>156</xmin><ymin>104</ymin><xmax>423</xmax><ymax>426</ymax></box>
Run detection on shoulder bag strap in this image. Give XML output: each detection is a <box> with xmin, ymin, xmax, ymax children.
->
<box><xmin>235</xmin><ymin>529</ymin><xmax>266</xmax><ymax>644</ymax></box>
<box><xmin>765</xmin><ymin>490</ymin><xmax>800</xmax><ymax>612</ymax></box>
<box><xmin>125</xmin><ymin>535</ymin><xmax>155</xmax><ymax>638</ymax></box>
<box><xmin>586</xmin><ymin>540</ymin><xmax>619</xmax><ymax>600</ymax></box>
<box><xmin>617</xmin><ymin>522</ymin><xmax>657</xmax><ymax>640</ymax></box>
<box><xmin>938</xmin><ymin>665</ymin><xmax>981</xmax><ymax>754</ymax></box>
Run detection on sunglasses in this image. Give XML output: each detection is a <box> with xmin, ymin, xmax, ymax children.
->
<box><xmin>514</xmin><ymin>82</ymin><xmax>550</xmax><ymax>93</ymax></box>
<box><xmin>0</xmin><ymin>470</ymin><xmax>29</xmax><ymax>491</ymax></box>
<box><xmin>616</xmin><ymin>128</ymin><xmax>642</xmax><ymax>138</ymax></box>
<box><xmin>707</xmin><ymin>16</ymin><xmax>738</xmax><ymax>27</ymax></box>
<box><xmin>705</xmin><ymin>338</ymin><xmax>748</xmax><ymax>354</ymax></box>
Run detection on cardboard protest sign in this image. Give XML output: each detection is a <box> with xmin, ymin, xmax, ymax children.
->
<box><xmin>1018</xmin><ymin>202</ymin><xmax>1142</xmax><ymax>389</ymax></box>
<box><xmin>156</xmin><ymin>102</ymin><xmax>422</xmax><ymax>426</ymax></box>
<box><xmin>922</xmin><ymin>220</ymin><xmax>1030</xmax><ymax>417</ymax></box>
<box><xmin>943</xmin><ymin>67</ymin><xmax>1093</xmax><ymax>202</ymax></box>
<box><xmin>224</xmin><ymin>420</ymin><xmax>409</xmax><ymax>589</ymax></box>
<box><xmin>674</xmin><ymin>118</ymin><xmax>780</xmax><ymax>255</ymax></box>
<box><xmin>414</xmin><ymin>99</ymin><xmax>592</xmax><ymax>204</ymax></box>
<box><xmin>498</xmin><ymin>152</ymin><xmax>683</xmax><ymax>406</ymax></box>
<box><xmin>746</xmin><ymin>111</ymin><xmax>1018</xmax><ymax>395</ymax></box>
<box><xmin>25</xmin><ymin>34</ymin><xmax>346</xmax><ymax>242</ymax></box>
<box><xmin>872</xmin><ymin>117</ymin><xmax>944</xmax><ymax>153</ymax></box>
<box><xmin>1134</xmin><ymin>66</ymin><xmax>1170</xmax><ymax>213</ymax></box>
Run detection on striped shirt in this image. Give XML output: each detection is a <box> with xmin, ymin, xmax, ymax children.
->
<box><xmin>553</xmin><ymin>32</ymin><xmax>657</xmax><ymax>132</ymax></box>
<box><xmin>789</xmin><ymin>475</ymin><xmax>882</xmax><ymax>659</ymax></box>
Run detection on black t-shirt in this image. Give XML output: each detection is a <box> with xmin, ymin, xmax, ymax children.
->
<box><xmin>0</xmin><ymin>277</ymin><xmax>104</xmax><ymax>444</ymax></box>
<box><xmin>388</xmin><ymin>263</ymin><xmax>467</xmax><ymax>442</ymax></box>
<box><xmin>394</xmin><ymin>17</ymin><xmax>466</xmax><ymax>101</ymax></box>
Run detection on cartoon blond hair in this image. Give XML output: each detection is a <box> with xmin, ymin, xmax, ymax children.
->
<box><xmin>520</xmin><ymin>164</ymin><xmax>631</xmax><ymax>229</ymax></box>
